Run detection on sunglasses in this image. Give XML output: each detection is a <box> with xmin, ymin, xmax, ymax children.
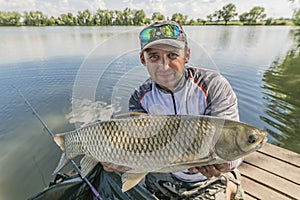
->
<box><xmin>140</xmin><ymin>24</ymin><xmax>182</xmax><ymax>42</ymax></box>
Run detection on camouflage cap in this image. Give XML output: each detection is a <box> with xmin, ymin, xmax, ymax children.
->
<box><xmin>139</xmin><ymin>20</ymin><xmax>187</xmax><ymax>52</ymax></box>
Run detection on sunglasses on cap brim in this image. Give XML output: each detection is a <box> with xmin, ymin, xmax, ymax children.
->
<box><xmin>140</xmin><ymin>24</ymin><xmax>183</xmax><ymax>42</ymax></box>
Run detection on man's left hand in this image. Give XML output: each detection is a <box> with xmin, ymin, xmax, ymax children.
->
<box><xmin>188</xmin><ymin>163</ymin><xmax>230</xmax><ymax>178</ymax></box>
<box><xmin>101</xmin><ymin>162</ymin><xmax>132</xmax><ymax>172</ymax></box>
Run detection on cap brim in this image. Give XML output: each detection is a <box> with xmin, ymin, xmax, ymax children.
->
<box><xmin>141</xmin><ymin>39</ymin><xmax>185</xmax><ymax>52</ymax></box>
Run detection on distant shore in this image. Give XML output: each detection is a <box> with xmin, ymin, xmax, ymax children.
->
<box><xmin>0</xmin><ymin>5</ymin><xmax>298</xmax><ymax>27</ymax></box>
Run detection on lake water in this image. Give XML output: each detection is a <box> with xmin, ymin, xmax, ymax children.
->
<box><xmin>0</xmin><ymin>26</ymin><xmax>299</xmax><ymax>199</ymax></box>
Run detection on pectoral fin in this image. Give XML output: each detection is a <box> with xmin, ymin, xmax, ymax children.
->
<box><xmin>53</xmin><ymin>152</ymin><xmax>69</xmax><ymax>175</ymax></box>
<box><xmin>121</xmin><ymin>172</ymin><xmax>148</xmax><ymax>192</ymax></box>
<box><xmin>80</xmin><ymin>156</ymin><xmax>99</xmax><ymax>177</ymax></box>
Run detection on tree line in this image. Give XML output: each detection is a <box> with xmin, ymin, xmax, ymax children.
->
<box><xmin>0</xmin><ymin>4</ymin><xmax>299</xmax><ymax>26</ymax></box>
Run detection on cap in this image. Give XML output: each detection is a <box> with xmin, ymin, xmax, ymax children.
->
<box><xmin>139</xmin><ymin>20</ymin><xmax>187</xmax><ymax>52</ymax></box>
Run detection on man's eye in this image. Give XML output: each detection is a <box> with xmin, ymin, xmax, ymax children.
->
<box><xmin>149</xmin><ymin>54</ymin><xmax>159</xmax><ymax>60</ymax></box>
<box><xmin>168</xmin><ymin>53</ymin><xmax>179</xmax><ymax>59</ymax></box>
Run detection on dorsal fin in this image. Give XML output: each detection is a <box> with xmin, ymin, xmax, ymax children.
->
<box><xmin>113</xmin><ymin>112</ymin><xmax>147</xmax><ymax>119</ymax></box>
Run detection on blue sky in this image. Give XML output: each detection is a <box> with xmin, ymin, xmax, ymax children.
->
<box><xmin>0</xmin><ymin>0</ymin><xmax>299</xmax><ymax>19</ymax></box>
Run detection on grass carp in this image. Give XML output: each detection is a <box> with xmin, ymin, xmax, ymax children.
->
<box><xmin>53</xmin><ymin>113</ymin><xmax>267</xmax><ymax>192</ymax></box>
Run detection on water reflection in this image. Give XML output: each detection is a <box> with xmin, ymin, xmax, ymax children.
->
<box><xmin>0</xmin><ymin>26</ymin><xmax>119</xmax><ymax>64</ymax></box>
<box><xmin>261</xmin><ymin>28</ymin><xmax>300</xmax><ymax>153</ymax></box>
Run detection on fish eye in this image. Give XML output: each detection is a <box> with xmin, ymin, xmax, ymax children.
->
<box><xmin>247</xmin><ymin>134</ymin><xmax>257</xmax><ymax>144</ymax></box>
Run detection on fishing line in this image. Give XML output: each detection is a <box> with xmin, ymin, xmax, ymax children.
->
<box><xmin>14</xmin><ymin>87</ymin><xmax>102</xmax><ymax>200</ymax></box>
<box><xmin>32</xmin><ymin>155</ymin><xmax>47</xmax><ymax>188</ymax></box>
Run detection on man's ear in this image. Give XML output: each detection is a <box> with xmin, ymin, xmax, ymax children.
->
<box><xmin>184</xmin><ymin>48</ymin><xmax>191</xmax><ymax>63</ymax></box>
<box><xmin>140</xmin><ymin>52</ymin><xmax>146</xmax><ymax>66</ymax></box>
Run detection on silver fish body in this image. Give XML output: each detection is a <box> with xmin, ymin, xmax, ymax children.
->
<box><xmin>53</xmin><ymin>113</ymin><xmax>267</xmax><ymax>192</ymax></box>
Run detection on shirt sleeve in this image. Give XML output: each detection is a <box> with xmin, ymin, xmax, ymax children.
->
<box><xmin>203</xmin><ymin>71</ymin><xmax>242</xmax><ymax>169</ymax></box>
<box><xmin>128</xmin><ymin>89</ymin><xmax>147</xmax><ymax>113</ymax></box>
<box><xmin>204</xmin><ymin>72</ymin><xmax>239</xmax><ymax>121</ymax></box>
<box><xmin>128</xmin><ymin>78</ymin><xmax>152</xmax><ymax>113</ymax></box>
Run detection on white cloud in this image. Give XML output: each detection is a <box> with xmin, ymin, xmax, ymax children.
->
<box><xmin>290</xmin><ymin>1</ymin><xmax>300</xmax><ymax>11</ymax></box>
<box><xmin>0</xmin><ymin>0</ymin><xmax>36</xmax><ymax>12</ymax></box>
<box><xmin>0</xmin><ymin>0</ymin><xmax>294</xmax><ymax>18</ymax></box>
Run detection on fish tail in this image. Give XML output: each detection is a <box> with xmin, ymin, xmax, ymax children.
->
<box><xmin>52</xmin><ymin>134</ymin><xmax>69</xmax><ymax>175</ymax></box>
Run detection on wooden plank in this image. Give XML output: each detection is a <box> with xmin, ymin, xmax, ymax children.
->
<box><xmin>244</xmin><ymin>194</ymin><xmax>257</xmax><ymax>200</ymax></box>
<box><xmin>259</xmin><ymin>143</ymin><xmax>300</xmax><ymax>167</ymax></box>
<box><xmin>240</xmin><ymin>176</ymin><xmax>291</xmax><ymax>200</ymax></box>
<box><xmin>239</xmin><ymin>162</ymin><xmax>300</xmax><ymax>199</ymax></box>
<box><xmin>243</xmin><ymin>151</ymin><xmax>300</xmax><ymax>184</ymax></box>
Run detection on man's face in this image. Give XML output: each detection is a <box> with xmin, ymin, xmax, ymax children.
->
<box><xmin>141</xmin><ymin>47</ymin><xmax>190</xmax><ymax>91</ymax></box>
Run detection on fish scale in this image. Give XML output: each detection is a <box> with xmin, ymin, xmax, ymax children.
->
<box><xmin>53</xmin><ymin>113</ymin><xmax>267</xmax><ymax>192</ymax></box>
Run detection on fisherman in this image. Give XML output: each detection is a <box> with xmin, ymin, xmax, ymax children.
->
<box><xmin>102</xmin><ymin>20</ymin><xmax>245</xmax><ymax>199</ymax></box>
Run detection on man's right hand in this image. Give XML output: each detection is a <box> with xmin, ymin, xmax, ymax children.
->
<box><xmin>101</xmin><ymin>162</ymin><xmax>131</xmax><ymax>172</ymax></box>
<box><xmin>188</xmin><ymin>163</ymin><xmax>231</xmax><ymax>178</ymax></box>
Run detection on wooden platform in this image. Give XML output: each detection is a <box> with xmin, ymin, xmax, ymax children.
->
<box><xmin>238</xmin><ymin>143</ymin><xmax>300</xmax><ymax>200</ymax></box>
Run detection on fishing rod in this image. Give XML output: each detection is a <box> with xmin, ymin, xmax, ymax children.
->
<box><xmin>16</xmin><ymin>88</ymin><xmax>102</xmax><ymax>200</ymax></box>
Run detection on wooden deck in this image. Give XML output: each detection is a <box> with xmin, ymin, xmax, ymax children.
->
<box><xmin>238</xmin><ymin>143</ymin><xmax>300</xmax><ymax>200</ymax></box>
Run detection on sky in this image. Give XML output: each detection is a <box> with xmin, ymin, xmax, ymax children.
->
<box><xmin>0</xmin><ymin>0</ymin><xmax>299</xmax><ymax>19</ymax></box>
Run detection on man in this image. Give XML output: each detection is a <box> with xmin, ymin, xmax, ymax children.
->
<box><xmin>104</xmin><ymin>20</ymin><xmax>244</xmax><ymax>199</ymax></box>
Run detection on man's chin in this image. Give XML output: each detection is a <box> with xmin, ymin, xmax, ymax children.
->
<box><xmin>156</xmin><ymin>82</ymin><xmax>175</xmax><ymax>91</ymax></box>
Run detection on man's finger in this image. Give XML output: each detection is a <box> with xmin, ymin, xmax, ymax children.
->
<box><xmin>214</xmin><ymin>163</ymin><xmax>229</xmax><ymax>172</ymax></box>
<box><xmin>102</xmin><ymin>165</ymin><xmax>115</xmax><ymax>172</ymax></box>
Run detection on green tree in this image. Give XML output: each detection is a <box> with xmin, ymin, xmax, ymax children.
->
<box><xmin>132</xmin><ymin>9</ymin><xmax>146</xmax><ymax>25</ymax></box>
<box><xmin>152</xmin><ymin>12</ymin><xmax>165</xmax><ymax>21</ymax></box>
<box><xmin>60</xmin><ymin>13</ymin><xmax>76</xmax><ymax>25</ymax></box>
<box><xmin>123</xmin><ymin>8</ymin><xmax>133</xmax><ymax>25</ymax></box>
<box><xmin>292</xmin><ymin>9</ymin><xmax>300</xmax><ymax>26</ymax></box>
<box><xmin>265</xmin><ymin>17</ymin><xmax>274</xmax><ymax>25</ymax></box>
<box><xmin>55</xmin><ymin>17</ymin><xmax>64</xmax><ymax>25</ymax></box>
<box><xmin>206</xmin><ymin>14</ymin><xmax>213</xmax><ymax>22</ymax></box>
<box><xmin>23</xmin><ymin>11</ymin><xmax>47</xmax><ymax>26</ymax></box>
<box><xmin>47</xmin><ymin>16</ymin><xmax>56</xmax><ymax>26</ymax></box>
<box><xmin>144</xmin><ymin>18</ymin><xmax>152</xmax><ymax>25</ymax></box>
<box><xmin>248</xmin><ymin>6</ymin><xmax>266</xmax><ymax>23</ymax></box>
<box><xmin>239</xmin><ymin>12</ymin><xmax>250</xmax><ymax>23</ymax></box>
<box><xmin>112</xmin><ymin>10</ymin><xmax>123</xmax><ymax>25</ymax></box>
<box><xmin>197</xmin><ymin>18</ymin><xmax>206</xmax><ymax>25</ymax></box>
<box><xmin>94</xmin><ymin>9</ymin><xmax>108</xmax><ymax>25</ymax></box>
<box><xmin>103</xmin><ymin>10</ymin><xmax>114</xmax><ymax>25</ymax></box>
<box><xmin>77</xmin><ymin>9</ymin><xmax>94</xmax><ymax>25</ymax></box>
<box><xmin>212</xmin><ymin>10</ymin><xmax>222</xmax><ymax>22</ymax></box>
<box><xmin>220</xmin><ymin>3</ymin><xmax>237</xmax><ymax>25</ymax></box>
<box><xmin>171</xmin><ymin>13</ymin><xmax>188</xmax><ymax>25</ymax></box>
<box><xmin>84</xmin><ymin>9</ymin><xmax>94</xmax><ymax>25</ymax></box>
<box><xmin>0</xmin><ymin>11</ymin><xmax>21</xmax><ymax>25</ymax></box>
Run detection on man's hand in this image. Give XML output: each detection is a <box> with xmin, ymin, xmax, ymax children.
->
<box><xmin>101</xmin><ymin>162</ymin><xmax>132</xmax><ymax>173</ymax></box>
<box><xmin>188</xmin><ymin>163</ymin><xmax>230</xmax><ymax>178</ymax></box>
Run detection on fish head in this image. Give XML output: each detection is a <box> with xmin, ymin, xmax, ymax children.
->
<box><xmin>215</xmin><ymin>120</ymin><xmax>268</xmax><ymax>161</ymax></box>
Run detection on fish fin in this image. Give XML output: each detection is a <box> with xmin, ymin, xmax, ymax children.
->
<box><xmin>52</xmin><ymin>134</ymin><xmax>69</xmax><ymax>175</ymax></box>
<box><xmin>121</xmin><ymin>172</ymin><xmax>147</xmax><ymax>192</ymax></box>
<box><xmin>113</xmin><ymin>112</ymin><xmax>147</xmax><ymax>119</ymax></box>
<box><xmin>53</xmin><ymin>133</ymin><xmax>65</xmax><ymax>151</ymax></box>
<box><xmin>80</xmin><ymin>156</ymin><xmax>99</xmax><ymax>177</ymax></box>
<box><xmin>52</xmin><ymin>152</ymin><xmax>69</xmax><ymax>175</ymax></box>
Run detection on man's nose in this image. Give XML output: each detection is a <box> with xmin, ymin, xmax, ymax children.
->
<box><xmin>159</xmin><ymin>55</ymin><xmax>171</xmax><ymax>69</ymax></box>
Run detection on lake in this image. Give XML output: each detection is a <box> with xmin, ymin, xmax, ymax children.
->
<box><xmin>0</xmin><ymin>26</ymin><xmax>299</xmax><ymax>199</ymax></box>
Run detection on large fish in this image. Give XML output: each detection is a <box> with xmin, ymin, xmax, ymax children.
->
<box><xmin>53</xmin><ymin>113</ymin><xmax>267</xmax><ymax>192</ymax></box>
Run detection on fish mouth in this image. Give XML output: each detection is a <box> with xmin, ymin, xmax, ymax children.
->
<box><xmin>256</xmin><ymin>135</ymin><xmax>268</xmax><ymax>150</ymax></box>
<box><xmin>262</xmin><ymin>136</ymin><xmax>268</xmax><ymax>144</ymax></box>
